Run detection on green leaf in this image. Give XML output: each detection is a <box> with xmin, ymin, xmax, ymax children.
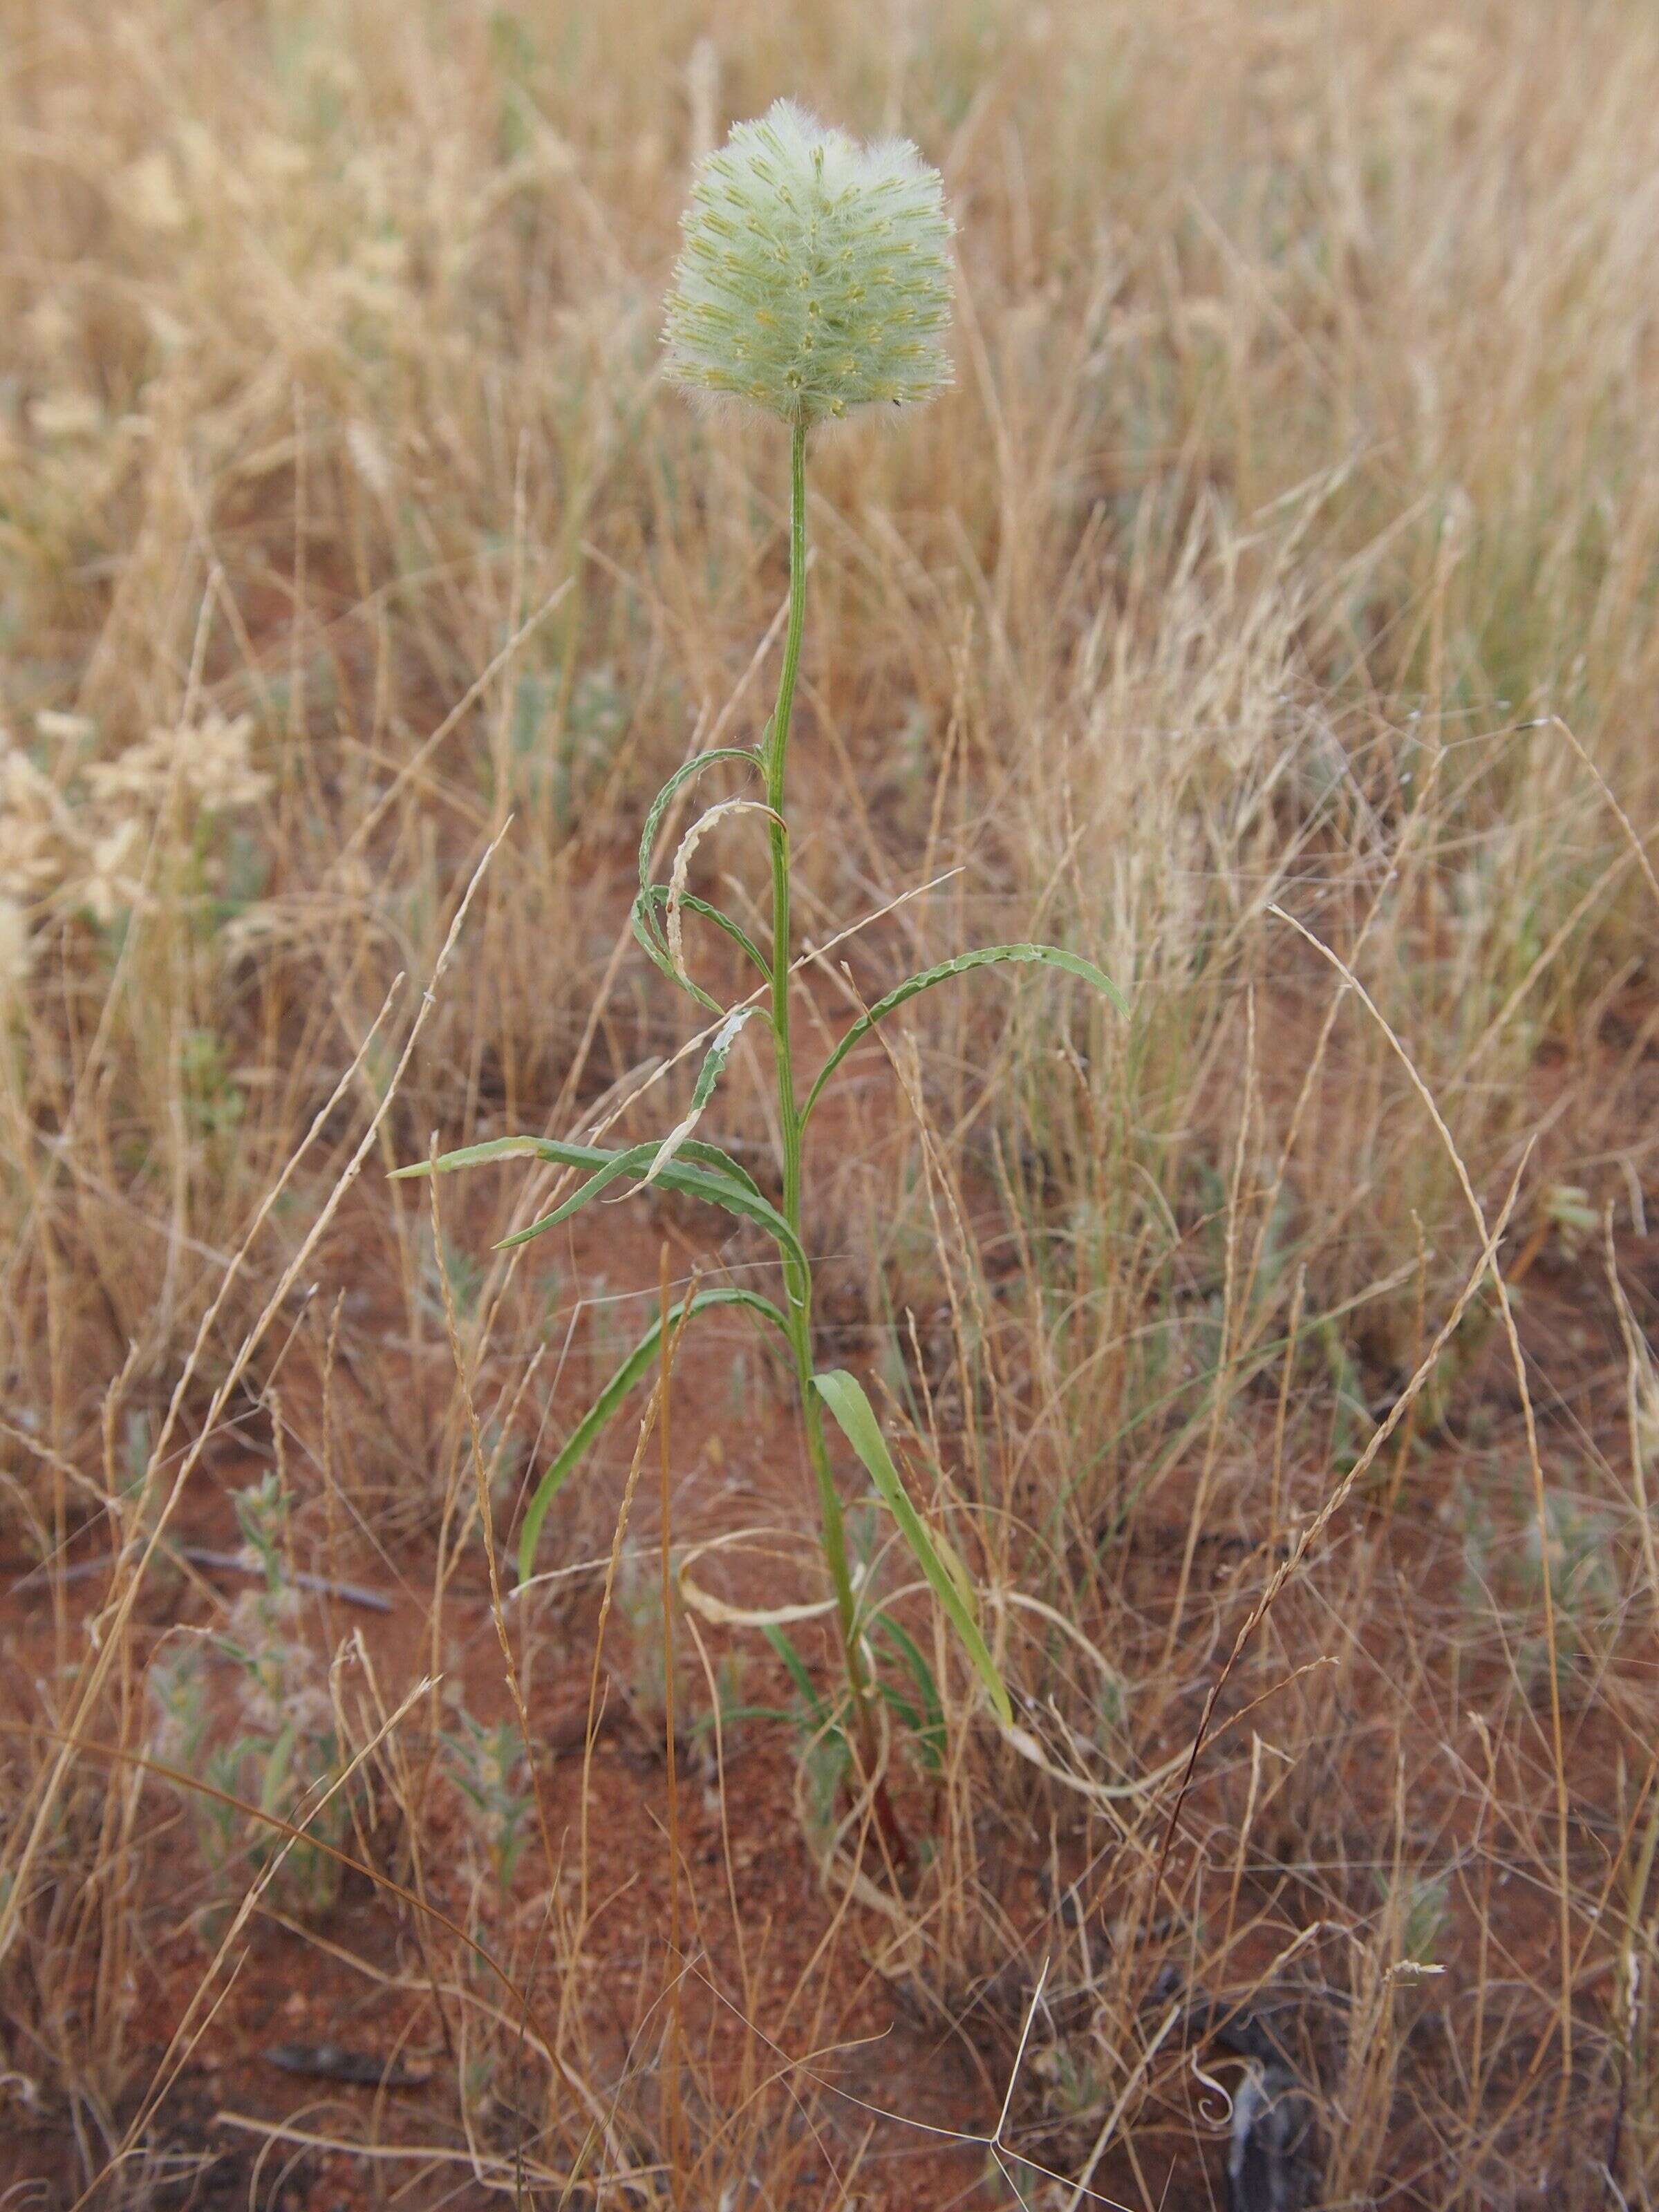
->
<box><xmin>517</xmin><ymin>1287</ymin><xmax>791</xmax><ymax>1580</ymax></box>
<box><xmin>391</xmin><ymin>1129</ymin><xmax>760</xmax><ymax>1208</ymax></box>
<box><xmin>809</xmin><ymin>1369</ymin><xmax>1012</xmax><ymax>1728</ymax></box>
<box><xmin>633</xmin><ymin>749</ymin><xmax>771</xmax><ymax>1007</ymax></box>
<box><xmin>638</xmin><ymin>747</ymin><xmax>760</xmax><ymax>896</ymax></box>
<box><xmin>491</xmin><ymin>1135</ymin><xmax>752</xmax><ymax>1249</ymax></box>
<box><xmin>870</xmin><ymin>1613</ymin><xmax>946</xmax><ymax>1771</ymax></box>
<box><xmin>761</xmin><ymin>1624</ymin><xmax>836</xmax><ymax>1730</ymax></box>
<box><xmin>632</xmin><ymin>890</ymin><xmax>725</xmax><ymax>1014</ymax></box>
<box><xmin>389</xmin><ymin>1134</ymin><xmax>556</xmax><ymax>1178</ymax></box>
<box><xmin>390</xmin><ymin>1130</ymin><xmax>804</xmax><ymax>1278</ymax></box>
<box><xmin>639</xmin><ymin>882</ymin><xmax>769</xmax><ymax>979</ymax></box>
<box><xmin>627</xmin><ymin>1152</ymin><xmax>807</xmax><ymax>1273</ymax></box>
<box><xmin>800</xmin><ymin>943</ymin><xmax>1127</xmax><ymax>1127</ymax></box>
<box><xmin>640</xmin><ymin>1006</ymin><xmax>756</xmax><ymax>1189</ymax></box>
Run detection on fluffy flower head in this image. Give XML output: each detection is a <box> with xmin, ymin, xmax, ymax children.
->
<box><xmin>664</xmin><ymin>100</ymin><xmax>953</xmax><ymax>429</ymax></box>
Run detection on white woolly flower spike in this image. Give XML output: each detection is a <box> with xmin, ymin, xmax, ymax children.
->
<box><xmin>664</xmin><ymin>99</ymin><xmax>953</xmax><ymax>429</ymax></box>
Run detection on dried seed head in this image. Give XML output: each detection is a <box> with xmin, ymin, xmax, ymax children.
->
<box><xmin>664</xmin><ymin>100</ymin><xmax>953</xmax><ymax>429</ymax></box>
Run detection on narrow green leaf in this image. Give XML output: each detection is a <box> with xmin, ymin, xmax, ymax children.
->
<box><xmin>800</xmin><ymin>944</ymin><xmax>1127</xmax><ymax>1127</ymax></box>
<box><xmin>810</xmin><ymin>1368</ymin><xmax>1012</xmax><ymax>1728</ymax></box>
<box><xmin>760</xmin><ymin>1624</ymin><xmax>833</xmax><ymax>1725</ymax></box>
<box><xmin>389</xmin><ymin>1134</ymin><xmax>555</xmax><ymax>1180</ymax></box>
<box><xmin>505</xmin><ymin>1143</ymin><xmax>789</xmax><ymax>1252</ymax></box>
<box><xmin>393</xmin><ymin>1131</ymin><xmax>758</xmax><ymax>1210</ymax></box>
<box><xmin>411</xmin><ymin>1131</ymin><xmax>762</xmax><ymax>1202</ymax></box>
<box><xmin>638</xmin><ymin>747</ymin><xmax>760</xmax><ymax>896</ymax></box>
<box><xmin>517</xmin><ymin>1287</ymin><xmax>791</xmax><ymax>1580</ymax></box>
<box><xmin>870</xmin><ymin>1613</ymin><xmax>946</xmax><ymax>1770</ymax></box>
<box><xmin>390</xmin><ymin>1129</ymin><xmax>803</xmax><ymax>1275</ymax></box>
<box><xmin>639</xmin><ymin>882</ymin><xmax>769</xmax><ymax>979</ymax></box>
<box><xmin>643</xmin><ymin>1154</ymin><xmax>807</xmax><ymax>1277</ymax></box>
<box><xmin>632</xmin><ymin>890</ymin><xmax>724</xmax><ymax>1014</ymax></box>
<box><xmin>877</xmin><ymin>1682</ymin><xmax>925</xmax><ymax>1734</ymax></box>
<box><xmin>493</xmin><ymin>1133</ymin><xmax>759</xmax><ymax>1249</ymax></box>
<box><xmin>650</xmin><ymin>1138</ymin><xmax>762</xmax><ymax>1198</ymax></box>
<box><xmin>641</xmin><ymin>1006</ymin><xmax>756</xmax><ymax>1189</ymax></box>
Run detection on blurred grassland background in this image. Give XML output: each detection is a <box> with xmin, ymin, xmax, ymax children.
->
<box><xmin>5</xmin><ymin>0</ymin><xmax>1658</xmax><ymax>1425</ymax></box>
<box><xmin>6</xmin><ymin>0</ymin><xmax>1658</xmax><ymax>1417</ymax></box>
<box><xmin>2</xmin><ymin>0</ymin><xmax>1659</xmax><ymax>2203</ymax></box>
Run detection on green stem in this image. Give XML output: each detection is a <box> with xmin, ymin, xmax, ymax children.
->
<box><xmin>765</xmin><ymin>422</ymin><xmax>890</xmax><ymax>1818</ymax></box>
<box><xmin>765</xmin><ymin>422</ymin><xmax>809</xmax><ymax>1276</ymax></box>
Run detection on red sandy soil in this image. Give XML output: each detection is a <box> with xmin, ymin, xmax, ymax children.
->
<box><xmin>3</xmin><ymin>1125</ymin><xmax>1656</xmax><ymax>2209</ymax></box>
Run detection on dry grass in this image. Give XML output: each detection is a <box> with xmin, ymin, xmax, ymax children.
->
<box><xmin>3</xmin><ymin>1</ymin><xmax>1658</xmax><ymax>2205</ymax></box>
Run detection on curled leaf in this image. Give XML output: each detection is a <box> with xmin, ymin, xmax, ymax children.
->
<box><xmin>666</xmin><ymin>798</ymin><xmax>783</xmax><ymax>984</ymax></box>
<box><xmin>641</xmin><ymin>1007</ymin><xmax>756</xmax><ymax>1189</ymax></box>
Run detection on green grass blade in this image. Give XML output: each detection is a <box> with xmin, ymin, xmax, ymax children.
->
<box><xmin>800</xmin><ymin>944</ymin><xmax>1127</xmax><ymax>1127</ymax></box>
<box><xmin>393</xmin><ymin>1131</ymin><xmax>758</xmax><ymax>1195</ymax></box>
<box><xmin>760</xmin><ymin>1624</ymin><xmax>847</xmax><ymax>1752</ymax></box>
<box><xmin>810</xmin><ymin>1368</ymin><xmax>1012</xmax><ymax>1728</ymax></box>
<box><xmin>657</xmin><ymin>1141</ymin><xmax>762</xmax><ymax>1199</ymax></box>
<box><xmin>517</xmin><ymin>1287</ymin><xmax>791</xmax><ymax>1580</ymax></box>
<box><xmin>650</xmin><ymin>1154</ymin><xmax>806</xmax><ymax>1275</ymax></box>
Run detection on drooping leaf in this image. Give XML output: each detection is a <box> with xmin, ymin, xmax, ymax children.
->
<box><xmin>637</xmin><ymin>747</ymin><xmax>760</xmax><ymax>896</ymax></box>
<box><xmin>633</xmin><ymin>747</ymin><xmax>770</xmax><ymax>1007</ymax></box>
<box><xmin>517</xmin><ymin>1287</ymin><xmax>791</xmax><ymax>1580</ymax></box>
<box><xmin>641</xmin><ymin>1006</ymin><xmax>756</xmax><ymax>1189</ymax></box>
<box><xmin>664</xmin><ymin>798</ymin><xmax>783</xmax><ymax>985</ymax></box>
<box><xmin>638</xmin><ymin>883</ymin><xmax>768</xmax><ymax>979</ymax></box>
<box><xmin>391</xmin><ymin>1130</ymin><xmax>803</xmax><ymax>1277</ymax></box>
<box><xmin>636</xmin><ymin>1151</ymin><xmax>805</xmax><ymax>1271</ymax></box>
<box><xmin>800</xmin><ymin>944</ymin><xmax>1127</xmax><ymax>1126</ymax></box>
<box><xmin>393</xmin><ymin>1129</ymin><xmax>758</xmax><ymax>1200</ymax></box>
<box><xmin>810</xmin><ymin>1368</ymin><xmax>1012</xmax><ymax>1728</ymax></box>
<box><xmin>492</xmin><ymin>1134</ymin><xmax>758</xmax><ymax>1250</ymax></box>
<box><xmin>632</xmin><ymin>890</ymin><xmax>726</xmax><ymax>1013</ymax></box>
